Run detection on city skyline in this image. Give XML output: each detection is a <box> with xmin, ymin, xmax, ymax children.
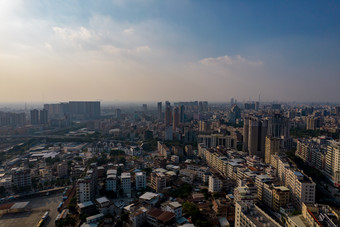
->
<box><xmin>1</xmin><ymin>1</ymin><xmax>340</xmax><ymax>103</ymax></box>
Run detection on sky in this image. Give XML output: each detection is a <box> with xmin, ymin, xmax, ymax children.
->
<box><xmin>0</xmin><ymin>0</ymin><xmax>339</xmax><ymax>103</ymax></box>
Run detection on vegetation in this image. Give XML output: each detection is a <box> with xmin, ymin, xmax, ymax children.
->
<box><xmin>45</xmin><ymin>156</ymin><xmax>61</xmax><ymax>165</ymax></box>
<box><xmin>68</xmin><ymin>196</ymin><xmax>78</xmax><ymax>214</ymax></box>
<box><xmin>182</xmin><ymin>201</ymin><xmax>212</xmax><ymax>227</ymax></box>
<box><xmin>200</xmin><ymin>188</ymin><xmax>209</xmax><ymax>200</ymax></box>
<box><xmin>55</xmin><ymin>215</ymin><xmax>77</xmax><ymax>227</ymax></box>
<box><xmin>169</xmin><ymin>183</ymin><xmax>192</xmax><ymax>198</ymax></box>
<box><xmin>290</xmin><ymin>128</ymin><xmax>339</xmax><ymax>139</ymax></box>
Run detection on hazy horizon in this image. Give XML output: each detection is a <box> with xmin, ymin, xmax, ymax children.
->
<box><xmin>1</xmin><ymin>1</ymin><xmax>340</xmax><ymax>103</ymax></box>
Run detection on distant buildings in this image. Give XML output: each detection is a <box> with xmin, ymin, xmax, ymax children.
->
<box><xmin>30</xmin><ymin>109</ymin><xmax>39</xmax><ymax>125</ymax></box>
<box><xmin>157</xmin><ymin>102</ymin><xmax>162</xmax><ymax>120</ymax></box>
<box><xmin>44</xmin><ymin>101</ymin><xmax>100</xmax><ymax>120</ymax></box>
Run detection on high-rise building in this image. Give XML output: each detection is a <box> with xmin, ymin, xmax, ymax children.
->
<box><xmin>306</xmin><ymin>116</ymin><xmax>321</xmax><ymax>130</ymax></box>
<box><xmin>180</xmin><ymin>105</ymin><xmax>185</xmax><ymax>123</ymax></box>
<box><xmin>77</xmin><ymin>164</ymin><xmax>98</xmax><ymax>203</ymax></box>
<box><xmin>135</xmin><ymin>172</ymin><xmax>146</xmax><ymax>191</ymax></box>
<box><xmin>115</xmin><ymin>108</ymin><xmax>121</xmax><ymax>119</ymax></box>
<box><xmin>244</xmin><ymin>103</ymin><xmax>255</xmax><ymax>110</ymax></box>
<box><xmin>106</xmin><ymin>175</ymin><xmax>117</xmax><ymax>192</ymax></box>
<box><xmin>77</xmin><ymin>176</ymin><xmax>95</xmax><ymax>203</ymax></box>
<box><xmin>255</xmin><ymin>101</ymin><xmax>260</xmax><ymax>111</ymax></box>
<box><xmin>335</xmin><ymin>106</ymin><xmax>340</xmax><ymax>116</ymax></box>
<box><xmin>199</xmin><ymin>101</ymin><xmax>208</xmax><ymax>112</ymax></box>
<box><xmin>172</xmin><ymin>107</ymin><xmax>180</xmax><ymax>130</ymax></box>
<box><xmin>265</xmin><ymin>136</ymin><xmax>280</xmax><ymax>164</ymax></box>
<box><xmin>142</xmin><ymin>104</ymin><xmax>147</xmax><ymax>111</ymax></box>
<box><xmin>157</xmin><ymin>102</ymin><xmax>162</xmax><ymax>120</ymax></box>
<box><xmin>243</xmin><ymin>116</ymin><xmax>268</xmax><ymax>158</ymax></box>
<box><xmin>164</xmin><ymin>102</ymin><xmax>172</xmax><ymax>126</ymax></box>
<box><xmin>39</xmin><ymin>109</ymin><xmax>48</xmax><ymax>124</ymax></box>
<box><xmin>44</xmin><ymin>101</ymin><xmax>100</xmax><ymax>120</ymax></box>
<box><xmin>231</xmin><ymin>104</ymin><xmax>241</xmax><ymax>119</ymax></box>
<box><xmin>121</xmin><ymin>172</ymin><xmax>131</xmax><ymax>197</ymax></box>
<box><xmin>30</xmin><ymin>109</ymin><xmax>39</xmax><ymax>125</ymax></box>
<box><xmin>325</xmin><ymin>141</ymin><xmax>340</xmax><ymax>187</ymax></box>
<box><xmin>267</xmin><ymin>113</ymin><xmax>290</xmax><ymax>138</ymax></box>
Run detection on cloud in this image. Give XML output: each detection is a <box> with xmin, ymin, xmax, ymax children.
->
<box><xmin>44</xmin><ymin>42</ymin><xmax>53</xmax><ymax>51</ymax></box>
<box><xmin>123</xmin><ymin>28</ymin><xmax>134</xmax><ymax>34</ymax></box>
<box><xmin>199</xmin><ymin>55</ymin><xmax>263</xmax><ymax>67</ymax></box>
<box><xmin>53</xmin><ymin>26</ymin><xmax>93</xmax><ymax>44</ymax></box>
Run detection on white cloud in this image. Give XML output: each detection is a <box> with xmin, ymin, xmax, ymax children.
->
<box><xmin>123</xmin><ymin>28</ymin><xmax>134</xmax><ymax>34</ymax></box>
<box><xmin>135</xmin><ymin>45</ymin><xmax>150</xmax><ymax>53</ymax></box>
<box><xmin>53</xmin><ymin>26</ymin><xmax>93</xmax><ymax>44</ymax></box>
<box><xmin>200</xmin><ymin>55</ymin><xmax>263</xmax><ymax>67</ymax></box>
<box><xmin>44</xmin><ymin>42</ymin><xmax>53</xmax><ymax>51</ymax></box>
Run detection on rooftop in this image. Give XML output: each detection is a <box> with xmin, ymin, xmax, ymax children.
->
<box><xmin>78</xmin><ymin>201</ymin><xmax>94</xmax><ymax>209</ymax></box>
<box><xmin>11</xmin><ymin>202</ymin><xmax>29</xmax><ymax>209</ymax></box>
<box><xmin>96</xmin><ymin>197</ymin><xmax>109</xmax><ymax>205</ymax></box>
<box><xmin>139</xmin><ymin>192</ymin><xmax>159</xmax><ymax>201</ymax></box>
<box><xmin>121</xmin><ymin>172</ymin><xmax>131</xmax><ymax>178</ymax></box>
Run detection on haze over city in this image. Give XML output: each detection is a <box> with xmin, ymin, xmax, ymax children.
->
<box><xmin>2</xmin><ymin>2</ymin><xmax>340</xmax><ymax>227</ymax></box>
<box><xmin>1</xmin><ymin>1</ymin><xmax>340</xmax><ymax>103</ymax></box>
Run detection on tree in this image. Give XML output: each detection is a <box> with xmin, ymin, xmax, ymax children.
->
<box><xmin>68</xmin><ymin>196</ymin><xmax>78</xmax><ymax>214</ymax></box>
<box><xmin>0</xmin><ymin>186</ymin><xmax>6</xmax><ymax>195</ymax></box>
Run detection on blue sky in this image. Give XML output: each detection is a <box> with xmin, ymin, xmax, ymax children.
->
<box><xmin>0</xmin><ymin>0</ymin><xmax>339</xmax><ymax>103</ymax></box>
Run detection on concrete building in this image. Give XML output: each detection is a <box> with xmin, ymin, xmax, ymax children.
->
<box><xmin>243</xmin><ymin>116</ymin><xmax>268</xmax><ymax>158</ymax></box>
<box><xmin>57</xmin><ymin>162</ymin><xmax>68</xmax><ymax>178</ymax></box>
<box><xmin>272</xmin><ymin>186</ymin><xmax>290</xmax><ymax>211</ymax></box>
<box><xmin>135</xmin><ymin>172</ymin><xmax>146</xmax><ymax>191</ymax></box>
<box><xmin>146</xmin><ymin>208</ymin><xmax>176</xmax><ymax>227</ymax></box>
<box><xmin>234</xmin><ymin>186</ymin><xmax>257</xmax><ymax>206</ymax></box>
<box><xmin>121</xmin><ymin>172</ymin><xmax>131</xmax><ymax>198</ymax></box>
<box><xmin>164</xmin><ymin>102</ymin><xmax>172</xmax><ymax>127</ymax></box>
<box><xmin>30</xmin><ymin>109</ymin><xmax>39</xmax><ymax>125</ymax></box>
<box><xmin>39</xmin><ymin>109</ymin><xmax>48</xmax><ymax>124</ymax></box>
<box><xmin>11</xmin><ymin>167</ymin><xmax>31</xmax><ymax>188</ymax></box>
<box><xmin>209</xmin><ymin>175</ymin><xmax>222</xmax><ymax>193</ymax></box>
<box><xmin>325</xmin><ymin>141</ymin><xmax>340</xmax><ymax>187</ymax></box>
<box><xmin>265</xmin><ymin>136</ymin><xmax>280</xmax><ymax>164</ymax></box>
<box><xmin>130</xmin><ymin>206</ymin><xmax>148</xmax><ymax>227</ymax></box>
<box><xmin>235</xmin><ymin>201</ymin><xmax>281</xmax><ymax>227</ymax></box>
<box><xmin>77</xmin><ymin>176</ymin><xmax>95</xmax><ymax>203</ymax></box>
<box><xmin>162</xmin><ymin>201</ymin><xmax>182</xmax><ymax>219</ymax></box>
<box><xmin>151</xmin><ymin>172</ymin><xmax>166</xmax><ymax>193</ymax></box>
<box><xmin>172</xmin><ymin>107</ymin><xmax>180</xmax><ymax>130</ymax></box>
<box><xmin>157</xmin><ymin>102</ymin><xmax>162</xmax><ymax>121</ymax></box>
<box><xmin>106</xmin><ymin>174</ymin><xmax>117</xmax><ymax>192</ymax></box>
<box><xmin>198</xmin><ymin>133</ymin><xmax>236</xmax><ymax>149</ymax></box>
